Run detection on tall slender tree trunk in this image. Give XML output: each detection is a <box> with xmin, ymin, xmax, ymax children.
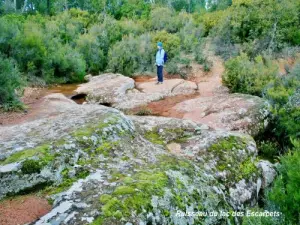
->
<box><xmin>65</xmin><ymin>0</ymin><xmax>68</xmax><ymax>10</ymax></box>
<box><xmin>13</xmin><ymin>0</ymin><xmax>17</xmax><ymax>11</ymax></box>
<box><xmin>21</xmin><ymin>0</ymin><xmax>26</xmax><ymax>12</ymax></box>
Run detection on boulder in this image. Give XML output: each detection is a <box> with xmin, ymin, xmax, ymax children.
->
<box><xmin>75</xmin><ymin>74</ymin><xmax>198</xmax><ymax>110</ymax></box>
<box><xmin>136</xmin><ymin>79</ymin><xmax>197</xmax><ymax>96</ymax></box>
<box><xmin>75</xmin><ymin>73</ymin><xmax>135</xmax><ymax>105</ymax></box>
<box><xmin>0</xmin><ymin>96</ymin><xmax>270</xmax><ymax>224</ymax></box>
<box><xmin>257</xmin><ymin>160</ymin><xmax>277</xmax><ymax>189</ymax></box>
<box><xmin>172</xmin><ymin>93</ymin><xmax>270</xmax><ymax>136</ymax></box>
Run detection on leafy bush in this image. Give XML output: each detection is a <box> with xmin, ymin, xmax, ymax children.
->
<box><xmin>150</xmin><ymin>7</ymin><xmax>182</xmax><ymax>33</ymax></box>
<box><xmin>268</xmin><ymin>139</ymin><xmax>300</xmax><ymax>224</ymax></box>
<box><xmin>165</xmin><ymin>55</ymin><xmax>192</xmax><ymax>79</ymax></box>
<box><xmin>263</xmin><ymin>64</ymin><xmax>300</xmax><ymax>145</ymax></box>
<box><xmin>265</xmin><ymin>63</ymin><xmax>300</xmax><ymax>106</ymax></box>
<box><xmin>108</xmin><ymin>34</ymin><xmax>154</xmax><ymax>76</ymax></box>
<box><xmin>194</xmin><ymin>43</ymin><xmax>213</xmax><ymax>72</ymax></box>
<box><xmin>179</xmin><ymin>20</ymin><xmax>203</xmax><ymax>53</ymax></box>
<box><xmin>0</xmin><ymin>55</ymin><xmax>24</xmax><ymax>110</ymax></box>
<box><xmin>21</xmin><ymin>159</ymin><xmax>43</xmax><ymax>174</ymax></box>
<box><xmin>135</xmin><ymin>107</ymin><xmax>153</xmax><ymax>116</ymax></box>
<box><xmin>165</xmin><ymin>60</ymin><xmax>179</xmax><ymax>75</ymax></box>
<box><xmin>119</xmin><ymin>19</ymin><xmax>146</xmax><ymax>37</ymax></box>
<box><xmin>223</xmin><ymin>53</ymin><xmax>278</xmax><ymax>96</ymax></box>
<box><xmin>209</xmin><ymin>0</ymin><xmax>300</xmax><ymax>57</ymax></box>
<box><xmin>52</xmin><ymin>10</ymin><xmax>90</xmax><ymax>43</ymax></box>
<box><xmin>203</xmin><ymin>60</ymin><xmax>212</xmax><ymax>72</ymax></box>
<box><xmin>257</xmin><ymin>140</ymin><xmax>279</xmax><ymax>160</ymax></box>
<box><xmin>46</xmin><ymin>43</ymin><xmax>86</xmax><ymax>83</ymax></box>
<box><xmin>118</xmin><ymin>0</ymin><xmax>151</xmax><ymax>19</ymax></box>
<box><xmin>76</xmin><ymin>33</ymin><xmax>105</xmax><ymax>74</ymax></box>
<box><xmin>0</xmin><ymin>17</ymin><xmax>20</xmax><ymax>55</ymax></box>
<box><xmin>152</xmin><ymin>30</ymin><xmax>181</xmax><ymax>59</ymax></box>
<box><xmin>11</xmin><ymin>21</ymin><xmax>47</xmax><ymax>77</ymax></box>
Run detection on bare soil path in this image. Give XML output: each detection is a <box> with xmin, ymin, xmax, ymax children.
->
<box><xmin>0</xmin><ymin>195</ymin><xmax>51</xmax><ymax>225</ymax></box>
<box><xmin>133</xmin><ymin>46</ymin><xmax>227</xmax><ymax>117</ymax></box>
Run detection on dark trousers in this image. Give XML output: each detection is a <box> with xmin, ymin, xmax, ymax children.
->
<box><xmin>157</xmin><ymin>65</ymin><xmax>163</xmax><ymax>82</ymax></box>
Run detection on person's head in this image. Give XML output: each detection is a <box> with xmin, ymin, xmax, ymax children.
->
<box><xmin>157</xmin><ymin>42</ymin><xmax>163</xmax><ymax>49</ymax></box>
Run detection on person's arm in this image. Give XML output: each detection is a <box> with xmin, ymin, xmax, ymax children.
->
<box><xmin>160</xmin><ymin>49</ymin><xmax>165</xmax><ymax>65</ymax></box>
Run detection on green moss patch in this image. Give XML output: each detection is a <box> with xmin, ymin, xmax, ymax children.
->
<box><xmin>100</xmin><ymin>170</ymin><xmax>168</xmax><ymax>219</ymax></box>
<box><xmin>144</xmin><ymin>128</ymin><xmax>192</xmax><ymax>146</ymax></box>
<box><xmin>0</xmin><ymin>144</ymin><xmax>53</xmax><ymax>165</ymax></box>
<box><xmin>208</xmin><ymin>136</ymin><xmax>258</xmax><ymax>183</ymax></box>
<box><xmin>43</xmin><ymin>168</ymin><xmax>90</xmax><ymax>195</ymax></box>
<box><xmin>72</xmin><ymin>115</ymin><xmax>127</xmax><ymax>139</ymax></box>
<box><xmin>95</xmin><ymin>141</ymin><xmax>119</xmax><ymax>157</ymax></box>
<box><xmin>21</xmin><ymin>159</ymin><xmax>43</xmax><ymax>174</ymax></box>
<box><xmin>95</xmin><ymin>155</ymin><xmax>207</xmax><ymax>223</ymax></box>
<box><xmin>144</xmin><ymin>131</ymin><xmax>164</xmax><ymax>145</ymax></box>
<box><xmin>209</xmin><ymin>136</ymin><xmax>248</xmax><ymax>153</ymax></box>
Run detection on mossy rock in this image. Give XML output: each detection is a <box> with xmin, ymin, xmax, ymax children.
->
<box><xmin>0</xmin><ymin>144</ymin><xmax>52</xmax><ymax>165</ymax></box>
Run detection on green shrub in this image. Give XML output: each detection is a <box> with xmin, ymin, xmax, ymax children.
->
<box><xmin>257</xmin><ymin>140</ymin><xmax>279</xmax><ymax>160</ymax></box>
<box><xmin>264</xmin><ymin>65</ymin><xmax>300</xmax><ymax>145</ymax></box>
<box><xmin>179</xmin><ymin>20</ymin><xmax>203</xmax><ymax>53</ymax></box>
<box><xmin>76</xmin><ymin>33</ymin><xmax>105</xmax><ymax>74</ymax></box>
<box><xmin>152</xmin><ymin>30</ymin><xmax>181</xmax><ymax>59</ymax></box>
<box><xmin>11</xmin><ymin>21</ymin><xmax>47</xmax><ymax>77</ymax></box>
<box><xmin>0</xmin><ymin>55</ymin><xmax>24</xmax><ymax>110</ymax></box>
<box><xmin>135</xmin><ymin>108</ymin><xmax>153</xmax><ymax>116</ymax></box>
<box><xmin>268</xmin><ymin>140</ymin><xmax>300</xmax><ymax>224</ymax></box>
<box><xmin>46</xmin><ymin>43</ymin><xmax>86</xmax><ymax>83</ymax></box>
<box><xmin>203</xmin><ymin>60</ymin><xmax>212</xmax><ymax>72</ymax></box>
<box><xmin>0</xmin><ymin>17</ymin><xmax>20</xmax><ymax>55</ymax></box>
<box><xmin>150</xmin><ymin>7</ymin><xmax>182</xmax><ymax>33</ymax></box>
<box><xmin>118</xmin><ymin>0</ymin><xmax>151</xmax><ymax>19</ymax></box>
<box><xmin>165</xmin><ymin>59</ymin><xmax>179</xmax><ymax>75</ymax></box>
<box><xmin>53</xmin><ymin>10</ymin><xmax>90</xmax><ymax>44</ymax></box>
<box><xmin>21</xmin><ymin>159</ymin><xmax>43</xmax><ymax>174</ymax></box>
<box><xmin>265</xmin><ymin>63</ymin><xmax>300</xmax><ymax>106</ymax></box>
<box><xmin>119</xmin><ymin>19</ymin><xmax>146</xmax><ymax>37</ymax></box>
<box><xmin>210</xmin><ymin>0</ymin><xmax>300</xmax><ymax>57</ymax></box>
<box><xmin>165</xmin><ymin>55</ymin><xmax>191</xmax><ymax>78</ymax></box>
<box><xmin>108</xmin><ymin>33</ymin><xmax>154</xmax><ymax>76</ymax></box>
<box><xmin>223</xmin><ymin>53</ymin><xmax>278</xmax><ymax>96</ymax></box>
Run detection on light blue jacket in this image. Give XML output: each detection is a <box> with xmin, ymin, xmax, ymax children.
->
<box><xmin>156</xmin><ymin>48</ymin><xmax>165</xmax><ymax>66</ymax></box>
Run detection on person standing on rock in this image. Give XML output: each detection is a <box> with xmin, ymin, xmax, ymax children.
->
<box><xmin>155</xmin><ymin>42</ymin><xmax>165</xmax><ymax>85</ymax></box>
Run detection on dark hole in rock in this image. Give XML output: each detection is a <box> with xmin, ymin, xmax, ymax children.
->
<box><xmin>100</xmin><ymin>102</ymin><xmax>113</xmax><ymax>107</ymax></box>
<box><xmin>71</xmin><ymin>94</ymin><xmax>86</xmax><ymax>104</ymax></box>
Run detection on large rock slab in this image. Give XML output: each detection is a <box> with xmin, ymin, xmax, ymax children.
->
<box><xmin>136</xmin><ymin>79</ymin><xmax>197</xmax><ymax>96</ymax></box>
<box><xmin>172</xmin><ymin>93</ymin><xmax>270</xmax><ymax>136</ymax></box>
<box><xmin>76</xmin><ymin>73</ymin><xmax>135</xmax><ymax>105</ymax></box>
<box><xmin>0</xmin><ymin>95</ymin><xmax>270</xmax><ymax>224</ymax></box>
<box><xmin>75</xmin><ymin>74</ymin><xmax>198</xmax><ymax>110</ymax></box>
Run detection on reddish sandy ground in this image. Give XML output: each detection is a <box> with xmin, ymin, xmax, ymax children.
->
<box><xmin>130</xmin><ymin>93</ymin><xmax>200</xmax><ymax>118</ymax></box>
<box><xmin>0</xmin><ymin>195</ymin><xmax>51</xmax><ymax>225</ymax></box>
<box><xmin>0</xmin><ymin>84</ymin><xmax>79</xmax><ymax>126</ymax></box>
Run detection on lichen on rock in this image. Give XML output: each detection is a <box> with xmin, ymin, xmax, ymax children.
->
<box><xmin>0</xmin><ymin>92</ymin><xmax>273</xmax><ymax>224</ymax></box>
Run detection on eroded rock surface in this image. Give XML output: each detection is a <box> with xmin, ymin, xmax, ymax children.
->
<box><xmin>0</xmin><ymin>95</ymin><xmax>269</xmax><ymax>224</ymax></box>
<box><xmin>74</xmin><ymin>74</ymin><xmax>269</xmax><ymax>136</ymax></box>
<box><xmin>75</xmin><ymin>74</ymin><xmax>198</xmax><ymax>110</ymax></box>
<box><xmin>172</xmin><ymin>93</ymin><xmax>270</xmax><ymax>136</ymax></box>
